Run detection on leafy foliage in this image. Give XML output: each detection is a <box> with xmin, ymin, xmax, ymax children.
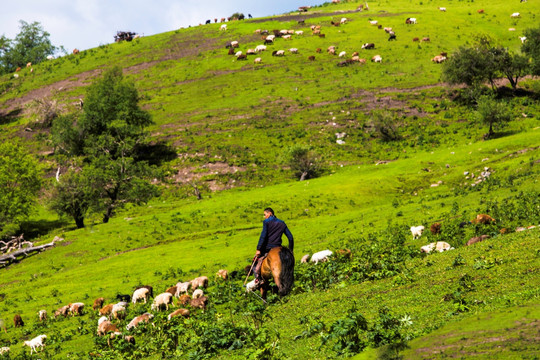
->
<box><xmin>521</xmin><ymin>26</ymin><xmax>540</xmax><ymax>76</ymax></box>
<box><xmin>475</xmin><ymin>95</ymin><xmax>512</xmax><ymax>138</ymax></box>
<box><xmin>285</xmin><ymin>145</ymin><xmax>322</xmax><ymax>181</ymax></box>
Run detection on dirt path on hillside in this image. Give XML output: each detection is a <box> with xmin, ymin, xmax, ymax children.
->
<box><xmin>249</xmin><ymin>10</ymin><xmax>420</xmax><ymax>24</ymax></box>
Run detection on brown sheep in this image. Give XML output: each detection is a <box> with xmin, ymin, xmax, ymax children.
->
<box><xmin>216</xmin><ymin>269</ymin><xmax>228</xmax><ymax>280</ymax></box>
<box><xmin>55</xmin><ymin>305</ymin><xmax>70</xmax><ymax>318</ymax></box>
<box><xmin>337</xmin><ymin>249</ymin><xmax>352</xmax><ymax>259</ymax></box>
<box><xmin>99</xmin><ymin>304</ymin><xmax>114</xmax><ymax>316</ymax></box>
<box><xmin>190</xmin><ymin>276</ymin><xmax>209</xmax><ymax>289</ymax></box>
<box><xmin>316</xmin><ymin>48</ymin><xmax>322</xmax><ymax>53</ymax></box>
<box><xmin>93</xmin><ymin>297</ymin><xmax>105</xmax><ymax>310</ymax></box>
<box><xmin>72</xmin><ymin>48</ymin><xmax>79</xmax><ymax>54</ymax></box>
<box><xmin>168</xmin><ymin>308</ymin><xmax>190</xmax><ymax>320</ymax></box>
<box><xmin>13</xmin><ymin>314</ymin><xmax>24</xmax><ymax>327</ymax></box>
<box><xmin>466</xmin><ymin>235</ymin><xmax>490</xmax><ymax>246</ymax></box>
<box><xmin>471</xmin><ymin>214</ymin><xmax>496</xmax><ymax>224</ymax></box>
<box><xmin>166</xmin><ymin>286</ymin><xmax>177</xmax><ymax>296</ymax></box>
<box><xmin>189</xmin><ymin>296</ymin><xmax>208</xmax><ymax>310</ymax></box>
<box><xmin>477</xmin><ymin>9</ymin><xmax>484</xmax><ymax>14</ymax></box>
<box><xmin>97</xmin><ymin>320</ymin><xmax>120</xmax><ymax>336</ymax></box>
<box><xmin>430</xmin><ymin>223</ymin><xmax>441</xmax><ymax>235</ymax></box>
<box><xmin>178</xmin><ymin>294</ymin><xmax>191</xmax><ymax>306</ymax></box>
<box><xmin>422</xmin><ymin>37</ymin><xmax>430</xmax><ymax>42</ymax></box>
<box><xmin>412</xmin><ymin>37</ymin><xmax>419</xmax><ymax>42</ymax></box>
<box><xmin>308</xmin><ymin>55</ymin><xmax>316</xmax><ymax>61</ymax></box>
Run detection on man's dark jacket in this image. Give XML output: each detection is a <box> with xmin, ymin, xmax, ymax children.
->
<box><xmin>257</xmin><ymin>215</ymin><xmax>294</xmax><ymax>253</ymax></box>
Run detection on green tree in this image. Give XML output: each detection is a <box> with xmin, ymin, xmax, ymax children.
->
<box><xmin>521</xmin><ymin>26</ymin><xmax>540</xmax><ymax>75</ymax></box>
<box><xmin>49</xmin><ymin>169</ymin><xmax>92</xmax><ymax>229</ymax></box>
<box><xmin>0</xmin><ymin>141</ymin><xmax>43</xmax><ymax>236</ymax></box>
<box><xmin>370</xmin><ymin>110</ymin><xmax>402</xmax><ymax>142</ymax></box>
<box><xmin>498</xmin><ymin>52</ymin><xmax>530</xmax><ymax>90</ymax></box>
<box><xmin>51</xmin><ymin>66</ymin><xmax>158</xmax><ymax>225</ymax></box>
<box><xmin>476</xmin><ymin>95</ymin><xmax>512</xmax><ymax>139</ymax></box>
<box><xmin>0</xmin><ymin>21</ymin><xmax>56</xmax><ymax>74</ymax></box>
<box><xmin>286</xmin><ymin>145</ymin><xmax>322</xmax><ymax>181</ymax></box>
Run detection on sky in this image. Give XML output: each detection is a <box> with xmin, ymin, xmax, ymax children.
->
<box><xmin>1</xmin><ymin>0</ymin><xmax>326</xmax><ymax>53</ymax></box>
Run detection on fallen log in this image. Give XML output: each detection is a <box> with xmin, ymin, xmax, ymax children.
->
<box><xmin>0</xmin><ymin>237</ymin><xmax>62</xmax><ymax>268</ymax></box>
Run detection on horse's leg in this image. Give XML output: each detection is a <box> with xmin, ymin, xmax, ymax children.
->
<box><xmin>260</xmin><ymin>283</ymin><xmax>267</xmax><ymax>299</ymax></box>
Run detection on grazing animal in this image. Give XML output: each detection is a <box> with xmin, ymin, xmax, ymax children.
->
<box><xmin>69</xmin><ymin>302</ymin><xmax>85</xmax><ymax>316</ymax></box>
<box><xmin>175</xmin><ymin>282</ymin><xmax>191</xmax><ymax>296</ymax></box>
<box><xmin>189</xmin><ymin>296</ymin><xmax>209</xmax><ymax>310</ymax></box>
<box><xmin>237</xmin><ymin>54</ymin><xmax>248</xmax><ymax>60</ymax></box>
<box><xmin>93</xmin><ymin>297</ymin><xmax>105</xmax><ymax>310</ymax></box>
<box><xmin>190</xmin><ymin>276</ymin><xmax>209</xmax><ymax>289</ymax></box>
<box><xmin>168</xmin><ymin>308</ymin><xmax>190</xmax><ymax>320</ymax></box>
<box><xmin>371</xmin><ymin>55</ymin><xmax>382</xmax><ymax>62</ymax></box>
<box><xmin>318</xmin><ymin>33</ymin><xmax>326</xmax><ymax>38</ymax></box>
<box><xmin>439</xmin><ymin>7</ymin><xmax>446</xmax><ymax>11</ymax></box>
<box><xmin>362</xmin><ymin>43</ymin><xmax>375</xmax><ymax>49</ymax></box>
<box><xmin>72</xmin><ymin>48</ymin><xmax>79</xmax><ymax>54</ymax></box>
<box><xmin>38</xmin><ymin>310</ymin><xmax>47</xmax><ymax>322</ymax></box>
<box><xmin>216</xmin><ymin>269</ymin><xmax>228</xmax><ymax>280</ymax></box>
<box><xmin>23</xmin><ymin>334</ymin><xmax>46</xmax><ymax>354</ymax></box>
<box><xmin>135</xmin><ymin>285</ymin><xmax>154</xmax><ymax>298</ymax></box>
<box><xmin>111</xmin><ymin>303</ymin><xmax>127</xmax><ymax>320</ymax></box>
<box><xmin>13</xmin><ymin>314</ymin><xmax>24</xmax><ymax>327</ymax></box>
<box><xmin>99</xmin><ymin>304</ymin><xmax>114</xmax><ymax>316</ymax></box>
<box><xmin>230</xmin><ymin>41</ymin><xmax>239</xmax><ymax>48</ymax></box>
<box><xmin>259</xmin><ymin>246</ymin><xmax>295</xmax><ymax>298</ymax></box>
<box><xmin>272</xmin><ymin>50</ymin><xmax>285</xmax><ymax>56</ymax></box>
<box><xmin>192</xmin><ymin>289</ymin><xmax>204</xmax><ymax>299</ymax></box>
<box><xmin>430</xmin><ymin>223</ymin><xmax>442</xmax><ymax>235</ymax></box>
<box><xmin>116</xmin><ymin>294</ymin><xmax>131</xmax><ymax>303</ymax></box>
<box><xmin>411</xmin><ymin>225</ymin><xmax>425</xmax><ymax>239</ymax></box>
<box><xmin>295</xmin><ymin>30</ymin><xmax>304</xmax><ymax>35</ymax></box>
<box><xmin>407</xmin><ymin>17</ymin><xmax>417</xmax><ymax>24</ymax></box>
<box><xmin>15</xmin><ymin>67</ymin><xmax>21</xmax><ymax>72</ymax></box>
<box><xmin>370</xmin><ymin>20</ymin><xmax>378</xmax><ymax>25</ymax></box>
<box><xmin>300</xmin><ymin>254</ymin><xmax>310</xmax><ymax>263</ymax></box>
<box><xmin>26</xmin><ymin>62</ymin><xmax>31</xmax><ymax>67</ymax></box>
<box><xmin>132</xmin><ymin>288</ymin><xmax>150</xmax><ymax>304</ymax></box>
<box><xmin>337</xmin><ymin>248</ymin><xmax>352</xmax><ymax>259</ymax></box>
<box><xmin>220</xmin><ymin>24</ymin><xmax>227</xmax><ymax>31</ymax></box>
<box><xmin>477</xmin><ymin>9</ymin><xmax>484</xmax><ymax>14</ymax></box>
<box><xmin>341</xmin><ymin>17</ymin><xmax>348</xmax><ymax>24</ymax></box>
<box><xmin>510</xmin><ymin>12</ymin><xmax>520</xmax><ymax>18</ymax></box>
<box><xmin>413</xmin><ymin>37</ymin><xmax>420</xmax><ymax>42</ymax></box>
<box><xmin>431</xmin><ymin>55</ymin><xmax>446</xmax><ymax>63</ymax></box>
<box><xmin>254</xmin><ymin>57</ymin><xmax>262</xmax><ymax>64</ymax></box>
<box><xmin>519</xmin><ymin>36</ymin><xmax>527</xmax><ymax>43</ymax></box>
<box><xmin>97</xmin><ymin>318</ymin><xmax>121</xmax><ymax>336</ymax></box>
<box><xmin>228</xmin><ymin>48</ymin><xmax>235</xmax><ymax>55</ymax></box>
<box><xmin>247</xmin><ymin>48</ymin><xmax>256</xmax><ymax>55</ymax></box>
<box><xmin>283</xmin><ymin>34</ymin><xmax>292</xmax><ymax>40</ymax></box>
<box><xmin>421</xmin><ymin>242</ymin><xmax>454</xmax><ymax>253</ymax></box>
<box><xmin>338</xmin><ymin>59</ymin><xmax>355</xmax><ymax>67</ymax></box>
<box><xmin>472</xmin><ymin>214</ymin><xmax>496</xmax><ymax>224</ymax></box>
<box><xmin>388</xmin><ymin>33</ymin><xmax>396</xmax><ymax>41</ymax></box>
<box><xmin>308</xmin><ymin>55</ymin><xmax>315</xmax><ymax>61</ymax></box>
<box><xmin>466</xmin><ymin>235</ymin><xmax>490</xmax><ymax>246</ymax></box>
<box><xmin>289</xmin><ymin>48</ymin><xmax>299</xmax><ymax>54</ymax></box>
<box><xmin>151</xmin><ymin>293</ymin><xmax>174</xmax><ymax>311</ymax></box>
<box><xmin>126</xmin><ymin>313</ymin><xmax>153</xmax><ymax>330</ymax></box>
<box><xmin>255</xmin><ymin>45</ymin><xmax>267</xmax><ymax>52</ymax></box>
<box><xmin>205</xmin><ymin>20</ymin><xmax>211</xmax><ymax>25</ymax></box>
<box><xmin>245</xmin><ymin>279</ymin><xmax>257</xmax><ymax>292</ymax></box>
<box><xmin>339</xmin><ymin>51</ymin><xmax>347</xmax><ymax>57</ymax></box>
<box><xmin>311</xmin><ymin>250</ymin><xmax>333</xmax><ymax>264</ymax></box>
<box><xmin>178</xmin><ymin>294</ymin><xmax>191</xmax><ymax>306</ymax></box>
<box><xmin>384</xmin><ymin>27</ymin><xmax>393</xmax><ymax>33</ymax></box>
<box><xmin>55</xmin><ymin>305</ymin><xmax>70</xmax><ymax>318</ymax></box>
<box><xmin>0</xmin><ymin>347</ymin><xmax>9</xmax><ymax>355</ymax></box>
<box><xmin>440</xmin><ymin>52</ymin><xmax>448</xmax><ymax>57</ymax></box>
<box><xmin>166</xmin><ymin>286</ymin><xmax>177</xmax><ymax>296</ymax></box>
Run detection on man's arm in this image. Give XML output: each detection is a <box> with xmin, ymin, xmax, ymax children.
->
<box><xmin>284</xmin><ymin>226</ymin><xmax>294</xmax><ymax>252</ymax></box>
<box><xmin>256</xmin><ymin>221</ymin><xmax>268</xmax><ymax>252</ymax></box>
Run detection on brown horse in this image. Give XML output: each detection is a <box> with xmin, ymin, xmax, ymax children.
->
<box><xmin>259</xmin><ymin>246</ymin><xmax>295</xmax><ymax>298</ymax></box>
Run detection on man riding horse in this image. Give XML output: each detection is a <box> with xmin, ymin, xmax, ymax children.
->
<box><xmin>253</xmin><ymin>207</ymin><xmax>294</xmax><ymax>288</ymax></box>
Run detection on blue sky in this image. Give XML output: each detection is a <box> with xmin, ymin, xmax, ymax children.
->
<box><xmin>1</xmin><ymin>0</ymin><xmax>326</xmax><ymax>53</ymax></box>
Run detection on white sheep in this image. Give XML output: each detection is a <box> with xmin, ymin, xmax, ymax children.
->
<box><xmin>245</xmin><ymin>279</ymin><xmax>257</xmax><ymax>292</ymax></box>
<box><xmin>254</xmin><ymin>57</ymin><xmax>262</xmax><ymax>64</ymax></box>
<box><xmin>295</xmin><ymin>30</ymin><xmax>304</xmax><ymax>35</ymax></box>
<box><xmin>311</xmin><ymin>250</ymin><xmax>333</xmax><ymax>264</ymax></box>
<box><xmin>289</xmin><ymin>48</ymin><xmax>298</xmax><ymax>54</ymax></box>
<box><xmin>421</xmin><ymin>241</ymin><xmax>454</xmax><ymax>253</ymax></box>
<box><xmin>519</xmin><ymin>36</ymin><xmax>527</xmax><ymax>43</ymax></box>
<box><xmin>338</xmin><ymin>51</ymin><xmax>347</xmax><ymax>57</ymax></box>
<box><xmin>510</xmin><ymin>12</ymin><xmax>520</xmax><ymax>18</ymax></box>
<box><xmin>220</xmin><ymin>24</ymin><xmax>227</xmax><ymax>31</ymax></box>
<box><xmin>151</xmin><ymin>292</ymin><xmax>173</xmax><ymax>311</ymax></box>
<box><xmin>340</xmin><ymin>17</ymin><xmax>348</xmax><ymax>24</ymax></box>
<box><xmin>112</xmin><ymin>302</ymin><xmax>127</xmax><ymax>319</ymax></box>
<box><xmin>300</xmin><ymin>254</ymin><xmax>310</xmax><ymax>263</ymax></box>
<box><xmin>175</xmin><ymin>281</ymin><xmax>191</xmax><ymax>297</ymax></box>
<box><xmin>410</xmin><ymin>225</ymin><xmax>425</xmax><ymax>239</ymax></box>
<box><xmin>38</xmin><ymin>310</ymin><xmax>47</xmax><ymax>321</ymax></box>
<box><xmin>24</xmin><ymin>334</ymin><xmax>46</xmax><ymax>354</ymax></box>
<box><xmin>0</xmin><ymin>347</ymin><xmax>10</xmax><ymax>355</ymax></box>
<box><xmin>235</xmin><ymin>50</ymin><xmax>243</xmax><ymax>57</ymax></box>
<box><xmin>255</xmin><ymin>45</ymin><xmax>267</xmax><ymax>52</ymax></box>
<box><xmin>283</xmin><ymin>34</ymin><xmax>292</xmax><ymax>40</ymax></box>
<box><xmin>132</xmin><ymin>287</ymin><xmax>150</xmax><ymax>304</ymax></box>
<box><xmin>126</xmin><ymin>313</ymin><xmax>154</xmax><ymax>330</ymax></box>
<box><xmin>192</xmin><ymin>289</ymin><xmax>204</xmax><ymax>299</ymax></box>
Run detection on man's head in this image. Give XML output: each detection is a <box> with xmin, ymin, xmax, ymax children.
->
<box><xmin>264</xmin><ymin>207</ymin><xmax>274</xmax><ymax>219</ymax></box>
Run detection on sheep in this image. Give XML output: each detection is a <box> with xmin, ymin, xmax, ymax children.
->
<box><xmin>430</xmin><ymin>223</ymin><xmax>442</xmax><ymax>235</ymax></box>
<box><xmin>97</xmin><ymin>318</ymin><xmax>121</xmax><ymax>336</ymax></box>
<box><xmin>23</xmin><ymin>334</ymin><xmax>46</xmax><ymax>354</ymax></box>
<box><xmin>289</xmin><ymin>48</ymin><xmax>299</xmax><ymax>54</ymax></box>
<box><xmin>247</xmin><ymin>48</ymin><xmax>256</xmax><ymax>55</ymax></box>
<box><xmin>438</xmin><ymin>7</ymin><xmax>446</xmax><ymax>11</ymax></box>
<box><xmin>361</xmin><ymin>43</ymin><xmax>375</xmax><ymax>49</ymax></box>
<box><xmin>308</xmin><ymin>55</ymin><xmax>316</xmax><ymax>61</ymax></box>
<box><xmin>126</xmin><ymin>313</ymin><xmax>153</xmax><ymax>330</ymax></box>
<box><xmin>112</xmin><ymin>303</ymin><xmax>127</xmax><ymax>320</ymax></box>
<box><xmin>300</xmin><ymin>254</ymin><xmax>310</xmax><ymax>263</ymax></box>
<box><xmin>230</xmin><ymin>41</ymin><xmax>239</xmax><ymax>48</ymax></box>
<box><xmin>116</xmin><ymin>294</ymin><xmax>131</xmax><ymax>303</ymax></box>
<box><xmin>245</xmin><ymin>279</ymin><xmax>257</xmax><ymax>292</ymax></box>
<box><xmin>72</xmin><ymin>48</ymin><xmax>79</xmax><ymax>54</ymax></box>
<box><xmin>190</xmin><ymin>296</ymin><xmax>208</xmax><ymax>310</ymax></box>
<box><xmin>178</xmin><ymin>294</ymin><xmax>191</xmax><ymax>306</ymax></box>
<box><xmin>340</xmin><ymin>17</ymin><xmax>348</xmax><ymax>24</ymax></box>
<box><xmin>255</xmin><ymin>45</ymin><xmax>267</xmax><ymax>53</ymax></box>
<box><xmin>466</xmin><ymin>235</ymin><xmax>490</xmax><ymax>246</ymax></box>
<box><xmin>272</xmin><ymin>50</ymin><xmax>285</xmax><ymax>56</ymax></box>
<box><xmin>406</xmin><ymin>17</ymin><xmax>417</xmax><ymax>24</ymax></box>
<box><xmin>411</xmin><ymin>225</ymin><xmax>425</xmax><ymax>239</ymax></box>
<box><xmin>151</xmin><ymin>292</ymin><xmax>174</xmax><ymax>311</ymax></box>
<box><xmin>413</xmin><ymin>37</ymin><xmax>420</xmax><ymax>42</ymax></box>
<box><xmin>421</xmin><ymin>241</ymin><xmax>454</xmax><ymax>253</ymax></box>
<box><xmin>216</xmin><ymin>269</ymin><xmax>228</xmax><ymax>280</ymax></box>
<box><xmin>431</xmin><ymin>55</ymin><xmax>446</xmax><ymax>63</ymax></box>
<box><xmin>13</xmin><ymin>314</ymin><xmax>24</xmax><ymax>327</ymax></box>
<box><xmin>310</xmin><ymin>250</ymin><xmax>333</xmax><ymax>264</ymax></box>
<box><xmin>338</xmin><ymin>51</ymin><xmax>347</xmax><ymax>57</ymax></box>
<box><xmin>69</xmin><ymin>302</ymin><xmax>85</xmax><ymax>316</ymax></box>
<box><xmin>190</xmin><ymin>276</ymin><xmax>209</xmax><ymax>289</ymax></box>
<box><xmin>237</xmin><ymin>54</ymin><xmax>248</xmax><ymax>60</ymax></box>
<box><xmin>132</xmin><ymin>287</ymin><xmax>150</xmax><ymax>304</ymax></box>
<box><xmin>168</xmin><ymin>308</ymin><xmax>190</xmax><ymax>320</ymax></box>
<box><xmin>510</xmin><ymin>12</ymin><xmax>520</xmax><ymax>18</ymax></box>
<box><xmin>235</xmin><ymin>50</ymin><xmax>243</xmax><ymax>57</ymax></box>
<box><xmin>471</xmin><ymin>214</ymin><xmax>496</xmax><ymax>224</ymax></box>
<box><xmin>422</xmin><ymin>37</ymin><xmax>430</xmax><ymax>42</ymax></box>
<box><xmin>175</xmin><ymin>282</ymin><xmax>191</xmax><ymax>296</ymax></box>
<box><xmin>99</xmin><ymin>304</ymin><xmax>114</xmax><ymax>316</ymax></box>
<box><xmin>166</xmin><ymin>286</ymin><xmax>178</xmax><ymax>296</ymax></box>
<box><xmin>93</xmin><ymin>297</ymin><xmax>105</xmax><ymax>310</ymax></box>
<box><xmin>519</xmin><ymin>36</ymin><xmax>527</xmax><ymax>43</ymax></box>
<box><xmin>220</xmin><ymin>24</ymin><xmax>227</xmax><ymax>31</ymax></box>
<box><xmin>55</xmin><ymin>305</ymin><xmax>70</xmax><ymax>318</ymax></box>
<box><xmin>384</xmin><ymin>27</ymin><xmax>393</xmax><ymax>33</ymax></box>
<box><xmin>192</xmin><ymin>289</ymin><xmax>204</xmax><ymax>299</ymax></box>
<box><xmin>295</xmin><ymin>30</ymin><xmax>304</xmax><ymax>35</ymax></box>
<box><xmin>369</xmin><ymin>20</ymin><xmax>378</xmax><ymax>25</ymax></box>
<box><xmin>38</xmin><ymin>310</ymin><xmax>47</xmax><ymax>322</ymax></box>
<box><xmin>338</xmin><ymin>59</ymin><xmax>355</xmax><ymax>67</ymax></box>
<box><xmin>371</xmin><ymin>55</ymin><xmax>382</xmax><ymax>63</ymax></box>
<box><xmin>283</xmin><ymin>35</ymin><xmax>292</xmax><ymax>40</ymax></box>
<box><xmin>388</xmin><ymin>33</ymin><xmax>397</xmax><ymax>41</ymax></box>
<box><xmin>0</xmin><ymin>347</ymin><xmax>9</xmax><ymax>355</ymax></box>
<box><xmin>477</xmin><ymin>9</ymin><xmax>484</xmax><ymax>14</ymax></box>
<box><xmin>254</xmin><ymin>57</ymin><xmax>263</xmax><ymax>63</ymax></box>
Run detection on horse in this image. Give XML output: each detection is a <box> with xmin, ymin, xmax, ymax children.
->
<box><xmin>259</xmin><ymin>246</ymin><xmax>295</xmax><ymax>298</ymax></box>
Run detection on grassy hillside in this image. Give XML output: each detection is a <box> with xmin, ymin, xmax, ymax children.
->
<box><xmin>0</xmin><ymin>0</ymin><xmax>539</xmax><ymax>358</ymax></box>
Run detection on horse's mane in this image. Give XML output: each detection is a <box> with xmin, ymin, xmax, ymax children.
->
<box><xmin>278</xmin><ymin>247</ymin><xmax>295</xmax><ymax>296</ymax></box>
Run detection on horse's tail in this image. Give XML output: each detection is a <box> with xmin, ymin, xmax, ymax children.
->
<box><xmin>278</xmin><ymin>247</ymin><xmax>295</xmax><ymax>296</ymax></box>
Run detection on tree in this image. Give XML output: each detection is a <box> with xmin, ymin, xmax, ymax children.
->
<box><xmin>498</xmin><ymin>52</ymin><xmax>530</xmax><ymax>90</ymax></box>
<box><xmin>0</xmin><ymin>21</ymin><xmax>56</xmax><ymax>74</ymax></box>
<box><xmin>521</xmin><ymin>26</ymin><xmax>540</xmax><ymax>76</ymax></box>
<box><xmin>49</xmin><ymin>169</ymin><xmax>92</xmax><ymax>229</ymax></box>
<box><xmin>0</xmin><ymin>141</ymin><xmax>43</xmax><ymax>236</ymax></box>
<box><xmin>286</xmin><ymin>145</ymin><xmax>322</xmax><ymax>181</ymax></box>
<box><xmin>51</xmin><ymin>67</ymin><xmax>158</xmax><ymax>225</ymax></box>
<box><xmin>370</xmin><ymin>110</ymin><xmax>402</xmax><ymax>142</ymax></box>
<box><xmin>476</xmin><ymin>95</ymin><xmax>512</xmax><ymax>139</ymax></box>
